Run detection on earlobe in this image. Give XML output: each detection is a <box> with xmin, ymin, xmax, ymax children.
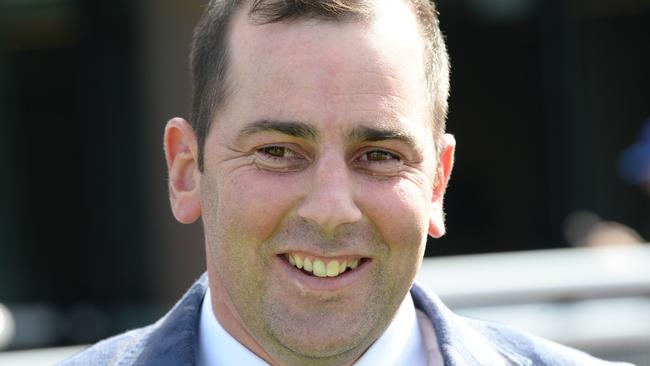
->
<box><xmin>428</xmin><ymin>133</ymin><xmax>455</xmax><ymax>238</ymax></box>
<box><xmin>164</xmin><ymin>117</ymin><xmax>202</xmax><ymax>224</ymax></box>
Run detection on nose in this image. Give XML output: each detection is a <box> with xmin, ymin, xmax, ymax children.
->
<box><xmin>297</xmin><ymin>156</ymin><xmax>362</xmax><ymax>233</ymax></box>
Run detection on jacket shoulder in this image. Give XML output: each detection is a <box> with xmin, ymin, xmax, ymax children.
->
<box><xmin>56</xmin><ymin>325</ymin><xmax>154</xmax><ymax>366</ymax></box>
<box><xmin>465</xmin><ymin>317</ymin><xmax>633</xmax><ymax>366</ymax></box>
<box><xmin>56</xmin><ymin>274</ymin><xmax>207</xmax><ymax>366</ymax></box>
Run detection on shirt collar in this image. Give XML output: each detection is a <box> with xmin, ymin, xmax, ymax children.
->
<box><xmin>198</xmin><ymin>287</ymin><xmax>428</xmax><ymax>366</ymax></box>
<box><xmin>354</xmin><ymin>290</ymin><xmax>429</xmax><ymax>366</ymax></box>
<box><xmin>197</xmin><ymin>287</ymin><xmax>269</xmax><ymax>366</ymax></box>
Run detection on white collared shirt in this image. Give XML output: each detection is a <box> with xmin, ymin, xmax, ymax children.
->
<box><xmin>197</xmin><ymin>287</ymin><xmax>435</xmax><ymax>366</ymax></box>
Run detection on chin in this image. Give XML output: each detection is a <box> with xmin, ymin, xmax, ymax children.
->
<box><xmin>262</xmin><ymin>303</ymin><xmax>384</xmax><ymax>364</ymax></box>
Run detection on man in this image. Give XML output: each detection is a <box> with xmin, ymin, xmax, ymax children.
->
<box><xmin>61</xmin><ymin>0</ymin><xmax>632</xmax><ymax>365</ymax></box>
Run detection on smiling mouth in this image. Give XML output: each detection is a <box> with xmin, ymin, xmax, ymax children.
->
<box><xmin>283</xmin><ymin>253</ymin><xmax>367</xmax><ymax>278</ymax></box>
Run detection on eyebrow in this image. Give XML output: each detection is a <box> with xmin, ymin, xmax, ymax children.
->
<box><xmin>236</xmin><ymin>120</ymin><xmax>418</xmax><ymax>147</ymax></box>
<box><xmin>237</xmin><ymin>120</ymin><xmax>319</xmax><ymax>140</ymax></box>
<box><xmin>350</xmin><ymin>126</ymin><xmax>418</xmax><ymax>147</ymax></box>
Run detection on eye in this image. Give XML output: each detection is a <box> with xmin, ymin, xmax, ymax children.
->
<box><xmin>354</xmin><ymin>148</ymin><xmax>404</xmax><ymax>175</ymax></box>
<box><xmin>359</xmin><ymin>150</ymin><xmax>399</xmax><ymax>162</ymax></box>
<box><xmin>259</xmin><ymin>146</ymin><xmax>296</xmax><ymax>159</ymax></box>
<box><xmin>255</xmin><ymin>145</ymin><xmax>308</xmax><ymax>171</ymax></box>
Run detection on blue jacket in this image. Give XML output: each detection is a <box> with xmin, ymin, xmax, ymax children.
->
<box><xmin>59</xmin><ymin>274</ymin><xmax>633</xmax><ymax>365</ymax></box>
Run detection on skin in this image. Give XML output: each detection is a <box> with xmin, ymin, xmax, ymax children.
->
<box><xmin>163</xmin><ymin>1</ymin><xmax>455</xmax><ymax>365</ymax></box>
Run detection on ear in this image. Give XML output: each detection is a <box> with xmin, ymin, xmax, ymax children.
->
<box><xmin>428</xmin><ymin>133</ymin><xmax>455</xmax><ymax>238</ymax></box>
<box><xmin>164</xmin><ymin>117</ymin><xmax>202</xmax><ymax>224</ymax></box>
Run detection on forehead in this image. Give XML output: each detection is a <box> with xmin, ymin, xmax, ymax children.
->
<box><xmin>218</xmin><ymin>0</ymin><xmax>430</xmax><ymax>137</ymax></box>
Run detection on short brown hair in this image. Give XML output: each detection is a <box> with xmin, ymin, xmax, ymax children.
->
<box><xmin>190</xmin><ymin>0</ymin><xmax>450</xmax><ymax>170</ymax></box>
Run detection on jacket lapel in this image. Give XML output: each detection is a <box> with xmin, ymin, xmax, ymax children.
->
<box><xmin>411</xmin><ymin>283</ymin><xmax>532</xmax><ymax>366</ymax></box>
<box><xmin>133</xmin><ymin>274</ymin><xmax>208</xmax><ymax>366</ymax></box>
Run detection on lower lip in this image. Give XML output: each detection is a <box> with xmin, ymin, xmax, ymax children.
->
<box><xmin>276</xmin><ymin>255</ymin><xmax>371</xmax><ymax>293</ymax></box>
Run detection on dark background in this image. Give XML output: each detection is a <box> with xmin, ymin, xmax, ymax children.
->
<box><xmin>1</xmin><ymin>0</ymin><xmax>649</xmax><ymax>349</ymax></box>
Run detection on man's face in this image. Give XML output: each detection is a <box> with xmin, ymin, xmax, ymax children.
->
<box><xmin>197</xmin><ymin>2</ymin><xmax>452</xmax><ymax>365</ymax></box>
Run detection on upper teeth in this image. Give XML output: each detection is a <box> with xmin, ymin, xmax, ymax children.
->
<box><xmin>287</xmin><ymin>253</ymin><xmax>360</xmax><ymax>277</ymax></box>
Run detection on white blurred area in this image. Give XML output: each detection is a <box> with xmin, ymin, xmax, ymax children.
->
<box><xmin>418</xmin><ymin>245</ymin><xmax>650</xmax><ymax>365</ymax></box>
<box><xmin>0</xmin><ymin>304</ymin><xmax>15</xmax><ymax>351</ymax></box>
<box><xmin>1</xmin><ymin>245</ymin><xmax>649</xmax><ymax>365</ymax></box>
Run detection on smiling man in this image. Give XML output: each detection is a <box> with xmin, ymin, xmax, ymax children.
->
<box><xmin>60</xmin><ymin>0</ymin><xmax>633</xmax><ymax>365</ymax></box>
<box><xmin>179</xmin><ymin>2</ymin><xmax>449</xmax><ymax>364</ymax></box>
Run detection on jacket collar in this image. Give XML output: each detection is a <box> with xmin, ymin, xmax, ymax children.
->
<box><xmin>411</xmin><ymin>283</ymin><xmax>532</xmax><ymax>366</ymax></box>
<box><xmin>133</xmin><ymin>274</ymin><xmax>208</xmax><ymax>366</ymax></box>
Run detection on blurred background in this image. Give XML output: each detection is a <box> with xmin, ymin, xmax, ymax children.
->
<box><xmin>0</xmin><ymin>0</ymin><xmax>649</xmax><ymax>364</ymax></box>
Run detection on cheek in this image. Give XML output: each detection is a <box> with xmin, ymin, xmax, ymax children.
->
<box><xmin>358</xmin><ymin>179</ymin><xmax>430</xmax><ymax>246</ymax></box>
<box><xmin>217</xmin><ymin>169</ymin><xmax>305</xmax><ymax>242</ymax></box>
